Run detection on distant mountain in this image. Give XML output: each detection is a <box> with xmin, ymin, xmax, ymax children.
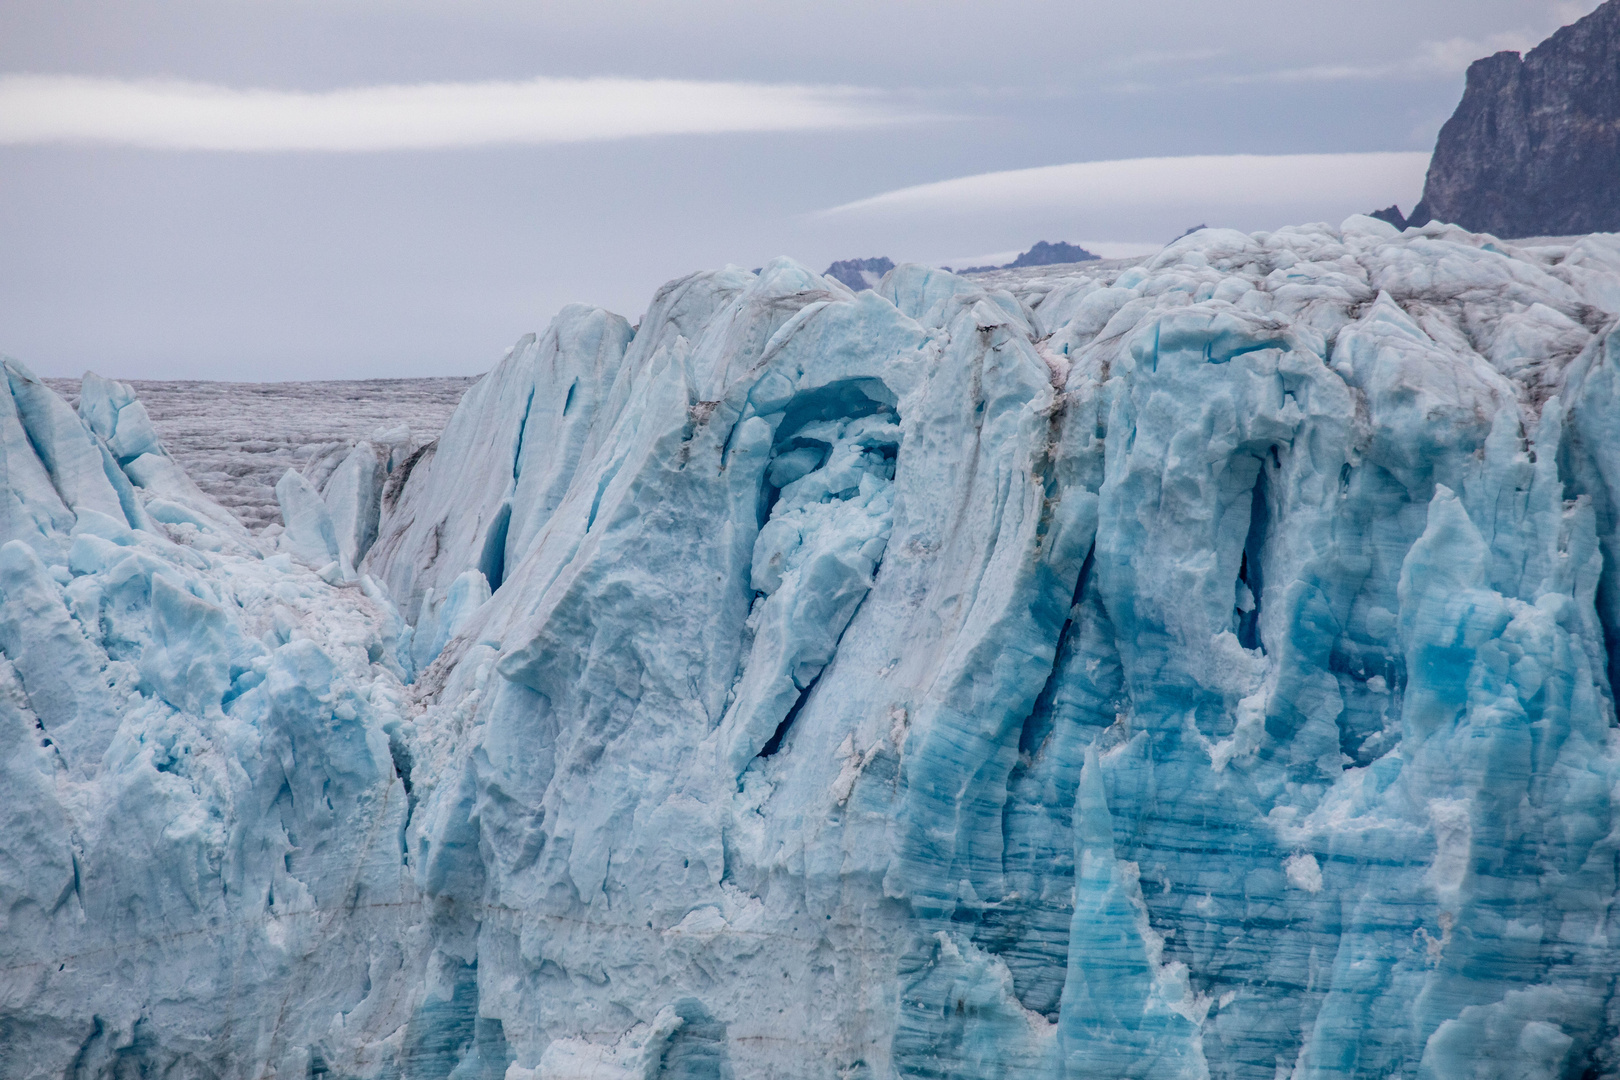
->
<box><xmin>1406</xmin><ymin>0</ymin><xmax>1620</xmax><ymax>238</ymax></box>
<box><xmin>1004</xmin><ymin>240</ymin><xmax>1100</xmax><ymax>268</ymax></box>
<box><xmin>957</xmin><ymin>240</ymin><xmax>1100</xmax><ymax>274</ymax></box>
<box><xmin>823</xmin><ymin>256</ymin><xmax>895</xmax><ymax>291</ymax></box>
<box><xmin>825</xmin><ymin>243</ymin><xmax>1101</xmax><ymax>286</ymax></box>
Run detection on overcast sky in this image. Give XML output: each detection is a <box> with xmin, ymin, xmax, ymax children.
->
<box><xmin>0</xmin><ymin>0</ymin><xmax>1602</xmax><ymax>380</ymax></box>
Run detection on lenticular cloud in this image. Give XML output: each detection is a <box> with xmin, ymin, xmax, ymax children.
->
<box><xmin>820</xmin><ymin>152</ymin><xmax>1431</xmax><ymax>216</ymax></box>
<box><xmin>0</xmin><ymin>73</ymin><xmax>910</xmax><ymax>151</ymax></box>
<box><xmin>812</xmin><ymin>152</ymin><xmax>1433</xmax><ymax>256</ymax></box>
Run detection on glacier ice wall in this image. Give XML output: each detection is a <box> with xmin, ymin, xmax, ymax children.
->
<box><xmin>6</xmin><ymin>217</ymin><xmax>1620</xmax><ymax>1079</ymax></box>
<box><xmin>0</xmin><ymin>364</ymin><xmax>425</xmax><ymax>1077</ymax></box>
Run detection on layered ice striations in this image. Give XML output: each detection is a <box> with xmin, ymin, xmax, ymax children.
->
<box><xmin>5</xmin><ymin>218</ymin><xmax>1620</xmax><ymax>1078</ymax></box>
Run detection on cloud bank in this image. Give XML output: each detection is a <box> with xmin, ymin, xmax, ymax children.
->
<box><xmin>0</xmin><ymin>74</ymin><xmax>909</xmax><ymax>151</ymax></box>
<box><xmin>807</xmin><ymin>152</ymin><xmax>1432</xmax><ymax>266</ymax></box>
<box><xmin>822</xmin><ymin>152</ymin><xmax>1432</xmax><ymax>220</ymax></box>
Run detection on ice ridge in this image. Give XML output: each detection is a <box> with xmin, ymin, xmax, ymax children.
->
<box><xmin>4</xmin><ymin>217</ymin><xmax>1620</xmax><ymax>1079</ymax></box>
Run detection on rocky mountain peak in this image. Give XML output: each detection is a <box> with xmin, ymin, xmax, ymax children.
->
<box><xmin>1410</xmin><ymin>0</ymin><xmax>1620</xmax><ymax>237</ymax></box>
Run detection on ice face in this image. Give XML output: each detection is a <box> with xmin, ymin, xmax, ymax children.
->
<box><xmin>717</xmin><ymin>406</ymin><xmax>901</xmax><ymax>775</ymax></box>
<box><xmin>75</xmin><ymin>371</ymin><xmax>260</xmax><ymax>552</ymax></box>
<box><xmin>0</xmin><ymin>360</ymin><xmax>422</xmax><ymax>1076</ymax></box>
<box><xmin>6</xmin><ymin>221</ymin><xmax>1620</xmax><ymax>1079</ymax></box>
<box><xmin>362</xmin><ymin>304</ymin><xmax>636</xmax><ymax>625</ymax></box>
<box><xmin>275</xmin><ymin>466</ymin><xmax>346</xmax><ymax>572</ymax></box>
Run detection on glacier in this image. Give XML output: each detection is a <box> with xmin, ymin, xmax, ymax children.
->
<box><xmin>5</xmin><ymin>216</ymin><xmax>1620</xmax><ymax>1079</ymax></box>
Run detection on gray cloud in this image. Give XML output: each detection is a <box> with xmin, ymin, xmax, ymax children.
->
<box><xmin>1199</xmin><ymin>31</ymin><xmax>1546</xmax><ymax>87</ymax></box>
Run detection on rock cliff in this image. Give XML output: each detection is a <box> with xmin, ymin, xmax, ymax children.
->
<box><xmin>1411</xmin><ymin>0</ymin><xmax>1620</xmax><ymax>237</ymax></box>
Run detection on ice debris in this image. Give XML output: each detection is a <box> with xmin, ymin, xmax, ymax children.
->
<box><xmin>6</xmin><ymin>220</ymin><xmax>1620</xmax><ymax>1079</ymax></box>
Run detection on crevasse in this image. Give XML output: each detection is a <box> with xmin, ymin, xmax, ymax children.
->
<box><xmin>4</xmin><ymin>219</ymin><xmax>1620</xmax><ymax>1079</ymax></box>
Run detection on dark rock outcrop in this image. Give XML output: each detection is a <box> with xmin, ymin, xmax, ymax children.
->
<box><xmin>1368</xmin><ymin>205</ymin><xmax>1410</xmax><ymax>230</ymax></box>
<box><xmin>958</xmin><ymin>240</ymin><xmax>1100</xmax><ymax>274</ymax></box>
<box><xmin>822</xmin><ymin>256</ymin><xmax>895</xmax><ymax>291</ymax></box>
<box><xmin>1004</xmin><ymin>240</ymin><xmax>1099</xmax><ymax>267</ymax></box>
<box><xmin>1410</xmin><ymin>0</ymin><xmax>1620</xmax><ymax>237</ymax></box>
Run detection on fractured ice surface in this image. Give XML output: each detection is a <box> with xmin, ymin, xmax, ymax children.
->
<box><xmin>7</xmin><ymin>216</ymin><xmax>1620</xmax><ymax>1079</ymax></box>
<box><xmin>0</xmin><ymin>365</ymin><xmax>420</xmax><ymax>1077</ymax></box>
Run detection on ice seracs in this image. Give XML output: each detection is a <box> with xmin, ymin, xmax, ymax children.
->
<box><xmin>0</xmin><ymin>356</ymin><xmax>422</xmax><ymax>1076</ymax></box>
<box><xmin>5</xmin><ymin>216</ymin><xmax>1620</xmax><ymax>1079</ymax></box>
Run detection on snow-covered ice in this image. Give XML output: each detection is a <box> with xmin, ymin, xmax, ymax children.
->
<box><xmin>8</xmin><ymin>216</ymin><xmax>1620</xmax><ymax>1079</ymax></box>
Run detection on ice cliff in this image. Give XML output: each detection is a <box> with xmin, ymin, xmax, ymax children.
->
<box><xmin>6</xmin><ymin>215</ymin><xmax>1620</xmax><ymax>1079</ymax></box>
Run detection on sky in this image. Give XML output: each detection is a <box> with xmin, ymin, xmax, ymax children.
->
<box><xmin>0</xmin><ymin>0</ymin><xmax>1604</xmax><ymax>380</ymax></box>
